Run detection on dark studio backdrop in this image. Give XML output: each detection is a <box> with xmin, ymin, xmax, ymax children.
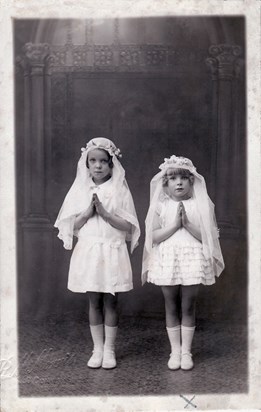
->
<box><xmin>15</xmin><ymin>17</ymin><xmax>246</xmax><ymax>326</ymax></box>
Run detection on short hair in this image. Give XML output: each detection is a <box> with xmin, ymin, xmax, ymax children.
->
<box><xmin>162</xmin><ymin>168</ymin><xmax>194</xmax><ymax>186</ymax></box>
<box><xmin>86</xmin><ymin>149</ymin><xmax>113</xmax><ymax>169</ymax></box>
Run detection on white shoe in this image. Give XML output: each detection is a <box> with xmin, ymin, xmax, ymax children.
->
<box><xmin>168</xmin><ymin>353</ymin><xmax>181</xmax><ymax>370</ymax></box>
<box><xmin>181</xmin><ymin>353</ymin><xmax>194</xmax><ymax>370</ymax></box>
<box><xmin>102</xmin><ymin>350</ymin><xmax>117</xmax><ymax>369</ymax></box>
<box><xmin>87</xmin><ymin>350</ymin><xmax>103</xmax><ymax>369</ymax></box>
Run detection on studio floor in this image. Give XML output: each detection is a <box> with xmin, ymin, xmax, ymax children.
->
<box><xmin>18</xmin><ymin>316</ymin><xmax>247</xmax><ymax>397</ymax></box>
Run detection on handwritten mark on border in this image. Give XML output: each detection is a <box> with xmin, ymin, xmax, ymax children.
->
<box><xmin>180</xmin><ymin>394</ymin><xmax>197</xmax><ymax>409</ymax></box>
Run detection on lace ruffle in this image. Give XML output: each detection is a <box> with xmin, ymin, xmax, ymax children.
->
<box><xmin>148</xmin><ymin>242</ymin><xmax>215</xmax><ymax>285</ymax></box>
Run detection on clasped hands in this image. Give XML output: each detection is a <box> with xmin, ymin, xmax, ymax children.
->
<box><xmin>175</xmin><ymin>201</ymin><xmax>189</xmax><ymax>228</ymax></box>
<box><xmin>83</xmin><ymin>193</ymin><xmax>109</xmax><ymax>221</ymax></box>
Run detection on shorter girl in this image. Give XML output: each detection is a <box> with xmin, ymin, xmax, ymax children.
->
<box><xmin>55</xmin><ymin>137</ymin><xmax>140</xmax><ymax>370</ymax></box>
<box><xmin>142</xmin><ymin>155</ymin><xmax>224</xmax><ymax>370</ymax></box>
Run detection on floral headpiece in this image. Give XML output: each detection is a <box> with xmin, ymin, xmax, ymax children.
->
<box><xmin>81</xmin><ymin>138</ymin><xmax>122</xmax><ymax>159</ymax></box>
<box><xmin>159</xmin><ymin>155</ymin><xmax>196</xmax><ymax>173</ymax></box>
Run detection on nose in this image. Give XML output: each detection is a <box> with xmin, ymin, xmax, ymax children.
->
<box><xmin>176</xmin><ymin>177</ymin><xmax>182</xmax><ymax>185</ymax></box>
<box><xmin>95</xmin><ymin>161</ymin><xmax>102</xmax><ymax>169</ymax></box>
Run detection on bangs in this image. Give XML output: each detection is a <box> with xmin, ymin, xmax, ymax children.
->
<box><xmin>162</xmin><ymin>167</ymin><xmax>193</xmax><ymax>186</ymax></box>
<box><xmin>166</xmin><ymin>168</ymin><xmax>192</xmax><ymax>178</ymax></box>
<box><xmin>86</xmin><ymin>149</ymin><xmax>113</xmax><ymax>168</ymax></box>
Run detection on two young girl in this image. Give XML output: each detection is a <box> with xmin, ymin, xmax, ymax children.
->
<box><xmin>55</xmin><ymin>140</ymin><xmax>224</xmax><ymax>371</ymax></box>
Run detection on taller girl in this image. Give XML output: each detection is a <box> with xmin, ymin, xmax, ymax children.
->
<box><xmin>142</xmin><ymin>155</ymin><xmax>224</xmax><ymax>370</ymax></box>
<box><xmin>55</xmin><ymin>137</ymin><xmax>140</xmax><ymax>370</ymax></box>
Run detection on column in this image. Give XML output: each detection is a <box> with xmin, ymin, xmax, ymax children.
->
<box><xmin>206</xmin><ymin>44</ymin><xmax>243</xmax><ymax>234</ymax></box>
<box><xmin>17</xmin><ymin>43</ymin><xmax>55</xmax><ymax>319</ymax></box>
<box><xmin>18</xmin><ymin>43</ymin><xmax>52</xmax><ymax>221</ymax></box>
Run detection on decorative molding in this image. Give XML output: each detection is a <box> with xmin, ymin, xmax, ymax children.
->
<box><xmin>73</xmin><ymin>46</ymin><xmax>88</xmax><ymax>66</ymax></box>
<box><xmin>16</xmin><ymin>43</ymin><xmax>52</xmax><ymax>76</ymax></box>
<box><xmin>145</xmin><ymin>48</ymin><xmax>167</xmax><ymax>66</ymax></box>
<box><xmin>23</xmin><ymin>43</ymin><xmax>51</xmax><ymax>65</ymax></box>
<box><xmin>206</xmin><ymin>44</ymin><xmax>243</xmax><ymax>80</ymax></box>
<box><xmin>18</xmin><ymin>43</ymin><xmax>210</xmax><ymax>73</ymax></box>
<box><xmin>94</xmin><ymin>46</ymin><xmax>113</xmax><ymax>66</ymax></box>
<box><xmin>51</xmin><ymin>48</ymin><xmax>67</xmax><ymax>66</ymax></box>
<box><xmin>119</xmin><ymin>46</ymin><xmax>141</xmax><ymax>67</ymax></box>
<box><xmin>16</xmin><ymin>42</ymin><xmax>244</xmax><ymax>77</ymax></box>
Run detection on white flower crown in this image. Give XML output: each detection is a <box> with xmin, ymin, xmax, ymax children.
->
<box><xmin>159</xmin><ymin>155</ymin><xmax>196</xmax><ymax>173</ymax></box>
<box><xmin>81</xmin><ymin>139</ymin><xmax>122</xmax><ymax>159</ymax></box>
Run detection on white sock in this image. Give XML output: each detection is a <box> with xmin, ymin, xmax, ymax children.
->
<box><xmin>104</xmin><ymin>325</ymin><xmax>118</xmax><ymax>353</ymax></box>
<box><xmin>181</xmin><ymin>325</ymin><xmax>195</xmax><ymax>355</ymax></box>
<box><xmin>90</xmin><ymin>324</ymin><xmax>104</xmax><ymax>353</ymax></box>
<box><xmin>166</xmin><ymin>325</ymin><xmax>181</xmax><ymax>355</ymax></box>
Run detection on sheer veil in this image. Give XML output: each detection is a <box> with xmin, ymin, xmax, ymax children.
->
<box><xmin>54</xmin><ymin>137</ymin><xmax>140</xmax><ymax>252</ymax></box>
<box><xmin>142</xmin><ymin>155</ymin><xmax>225</xmax><ymax>285</ymax></box>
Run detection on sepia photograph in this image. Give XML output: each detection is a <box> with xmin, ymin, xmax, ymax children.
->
<box><xmin>1</xmin><ymin>1</ymin><xmax>260</xmax><ymax>411</ymax></box>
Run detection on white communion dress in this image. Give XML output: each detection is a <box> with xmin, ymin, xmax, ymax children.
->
<box><xmin>147</xmin><ymin>196</ymin><xmax>215</xmax><ymax>286</ymax></box>
<box><xmin>68</xmin><ymin>179</ymin><xmax>134</xmax><ymax>295</ymax></box>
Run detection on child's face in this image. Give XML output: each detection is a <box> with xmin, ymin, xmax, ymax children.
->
<box><xmin>165</xmin><ymin>169</ymin><xmax>192</xmax><ymax>201</ymax></box>
<box><xmin>87</xmin><ymin>149</ymin><xmax>112</xmax><ymax>184</ymax></box>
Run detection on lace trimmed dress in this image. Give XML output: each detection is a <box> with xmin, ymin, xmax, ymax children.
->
<box><xmin>147</xmin><ymin>196</ymin><xmax>215</xmax><ymax>286</ymax></box>
<box><xmin>68</xmin><ymin>179</ymin><xmax>133</xmax><ymax>295</ymax></box>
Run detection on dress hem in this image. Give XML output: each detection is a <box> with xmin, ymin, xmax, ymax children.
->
<box><xmin>147</xmin><ymin>279</ymin><xmax>216</xmax><ymax>286</ymax></box>
<box><xmin>68</xmin><ymin>284</ymin><xmax>133</xmax><ymax>294</ymax></box>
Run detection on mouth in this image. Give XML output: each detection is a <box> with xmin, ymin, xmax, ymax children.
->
<box><xmin>176</xmin><ymin>188</ymin><xmax>183</xmax><ymax>192</ymax></box>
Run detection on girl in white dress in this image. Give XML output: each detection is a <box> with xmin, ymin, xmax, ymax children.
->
<box><xmin>55</xmin><ymin>137</ymin><xmax>140</xmax><ymax>370</ymax></box>
<box><xmin>142</xmin><ymin>155</ymin><xmax>224</xmax><ymax>371</ymax></box>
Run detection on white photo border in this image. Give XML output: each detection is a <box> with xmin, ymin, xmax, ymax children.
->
<box><xmin>0</xmin><ymin>0</ymin><xmax>260</xmax><ymax>411</ymax></box>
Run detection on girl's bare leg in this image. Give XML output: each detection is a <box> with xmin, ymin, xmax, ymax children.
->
<box><xmin>181</xmin><ymin>284</ymin><xmax>199</xmax><ymax>326</ymax></box>
<box><xmin>161</xmin><ymin>285</ymin><xmax>180</xmax><ymax>327</ymax></box>
<box><xmin>88</xmin><ymin>292</ymin><xmax>104</xmax><ymax>325</ymax></box>
<box><xmin>104</xmin><ymin>293</ymin><xmax>118</xmax><ymax>327</ymax></box>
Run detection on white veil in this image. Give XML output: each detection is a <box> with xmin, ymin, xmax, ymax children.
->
<box><xmin>54</xmin><ymin>137</ymin><xmax>140</xmax><ymax>252</ymax></box>
<box><xmin>142</xmin><ymin>155</ymin><xmax>225</xmax><ymax>285</ymax></box>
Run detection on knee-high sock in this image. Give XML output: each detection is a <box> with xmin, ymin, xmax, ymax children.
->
<box><xmin>166</xmin><ymin>325</ymin><xmax>181</xmax><ymax>354</ymax></box>
<box><xmin>104</xmin><ymin>325</ymin><xmax>118</xmax><ymax>353</ymax></box>
<box><xmin>181</xmin><ymin>325</ymin><xmax>195</xmax><ymax>355</ymax></box>
<box><xmin>90</xmin><ymin>324</ymin><xmax>104</xmax><ymax>352</ymax></box>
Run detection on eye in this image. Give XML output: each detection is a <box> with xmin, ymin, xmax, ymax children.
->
<box><xmin>101</xmin><ymin>159</ymin><xmax>108</xmax><ymax>164</ymax></box>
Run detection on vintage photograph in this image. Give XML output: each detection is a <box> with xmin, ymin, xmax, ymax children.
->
<box><xmin>14</xmin><ymin>16</ymin><xmax>247</xmax><ymax>398</ymax></box>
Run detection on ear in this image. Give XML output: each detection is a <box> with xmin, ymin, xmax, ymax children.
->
<box><xmin>189</xmin><ymin>175</ymin><xmax>195</xmax><ymax>185</ymax></box>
